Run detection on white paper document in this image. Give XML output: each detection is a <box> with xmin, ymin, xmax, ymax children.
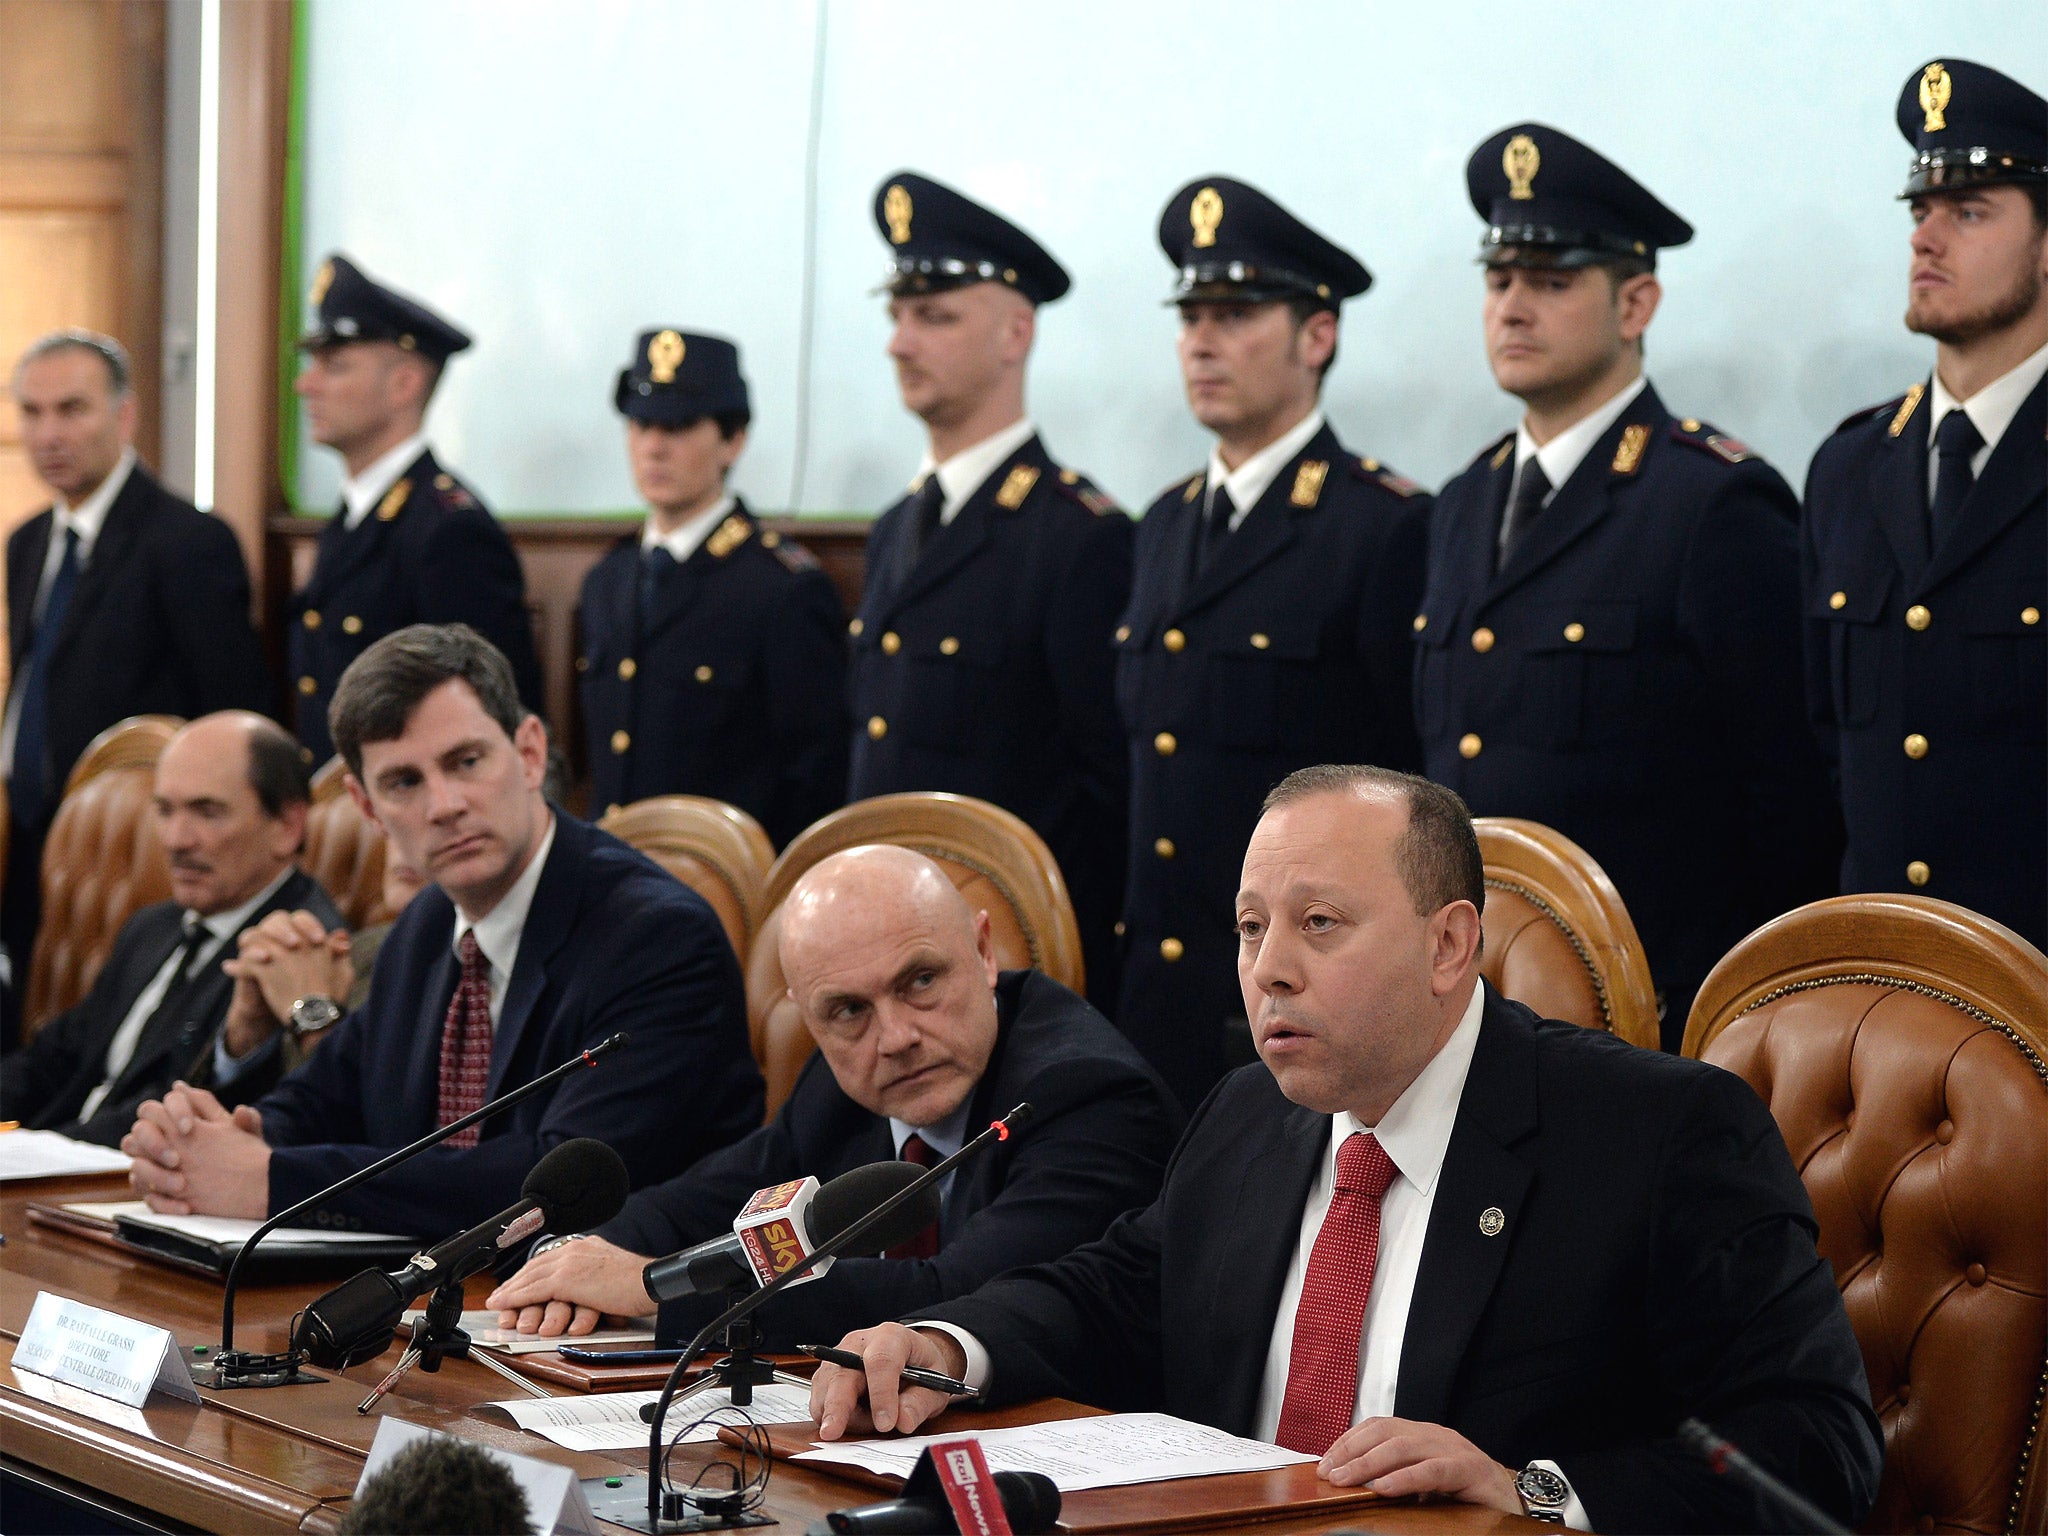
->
<box><xmin>0</xmin><ymin>1131</ymin><xmax>132</xmax><ymax>1181</ymax></box>
<box><xmin>116</xmin><ymin>1204</ymin><xmax>409</xmax><ymax>1247</ymax></box>
<box><xmin>792</xmin><ymin>1411</ymin><xmax>1316</xmax><ymax>1492</ymax></box>
<box><xmin>402</xmin><ymin>1309</ymin><xmax>655</xmax><ymax>1355</ymax></box>
<box><xmin>486</xmin><ymin>1382</ymin><xmax>816</xmax><ymax>1452</ymax></box>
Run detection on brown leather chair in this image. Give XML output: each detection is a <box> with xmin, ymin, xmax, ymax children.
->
<box><xmin>745</xmin><ymin>792</ymin><xmax>1085</xmax><ymax>1119</ymax></box>
<box><xmin>598</xmin><ymin>795</ymin><xmax>774</xmax><ymax>961</ymax></box>
<box><xmin>1473</xmin><ymin>816</ymin><xmax>1659</xmax><ymax>1048</ymax></box>
<box><xmin>299</xmin><ymin>757</ymin><xmax>392</xmax><ymax>932</ymax></box>
<box><xmin>1685</xmin><ymin>894</ymin><xmax>2048</xmax><ymax>1536</ymax></box>
<box><xmin>23</xmin><ymin>715</ymin><xmax>182</xmax><ymax>1035</ymax></box>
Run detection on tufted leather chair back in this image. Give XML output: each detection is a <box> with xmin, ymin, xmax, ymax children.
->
<box><xmin>23</xmin><ymin>716</ymin><xmax>182</xmax><ymax>1035</ymax></box>
<box><xmin>598</xmin><ymin>795</ymin><xmax>774</xmax><ymax>961</ymax></box>
<box><xmin>744</xmin><ymin>793</ymin><xmax>1084</xmax><ymax>1120</ymax></box>
<box><xmin>1686</xmin><ymin>895</ymin><xmax>2048</xmax><ymax>1535</ymax></box>
<box><xmin>1474</xmin><ymin>817</ymin><xmax>1659</xmax><ymax>1048</ymax></box>
<box><xmin>300</xmin><ymin>758</ymin><xmax>392</xmax><ymax>931</ymax></box>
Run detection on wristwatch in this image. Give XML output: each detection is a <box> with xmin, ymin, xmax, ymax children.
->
<box><xmin>287</xmin><ymin>995</ymin><xmax>343</xmax><ymax>1039</ymax></box>
<box><xmin>1515</xmin><ymin>1463</ymin><xmax>1570</xmax><ymax>1524</ymax></box>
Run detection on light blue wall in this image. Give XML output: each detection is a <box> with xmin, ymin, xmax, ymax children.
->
<box><xmin>294</xmin><ymin>0</ymin><xmax>2040</xmax><ymax>515</ymax></box>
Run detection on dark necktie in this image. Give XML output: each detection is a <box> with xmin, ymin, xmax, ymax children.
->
<box><xmin>1198</xmin><ymin>484</ymin><xmax>1238</xmax><ymax>573</ymax></box>
<box><xmin>1274</xmin><ymin>1132</ymin><xmax>1400</xmax><ymax>1456</ymax></box>
<box><xmin>638</xmin><ymin>546</ymin><xmax>677</xmax><ymax>635</ymax></box>
<box><xmin>1929</xmin><ymin>409</ymin><xmax>1985</xmax><ymax>550</ymax></box>
<box><xmin>133</xmin><ymin>919</ymin><xmax>214</xmax><ymax>1045</ymax></box>
<box><xmin>10</xmin><ymin>526</ymin><xmax>82</xmax><ymax>828</ymax></box>
<box><xmin>1497</xmin><ymin>458</ymin><xmax>1552</xmax><ymax>570</ymax></box>
<box><xmin>884</xmin><ymin>1132</ymin><xmax>941</xmax><ymax>1260</ymax></box>
<box><xmin>436</xmin><ymin>932</ymin><xmax>494</xmax><ymax>1148</ymax></box>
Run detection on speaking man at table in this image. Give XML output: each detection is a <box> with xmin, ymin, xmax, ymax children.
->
<box><xmin>121</xmin><ymin>625</ymin><xmax>761</xmax><ymax>1237</ymax></box>
<box><xmin>810</xmin><ymin>767</ymin><xmax>1882</xmax><ymax>1532</ymax></box>
<box><xmin>485</xmin><ymin>844</ymin><xmax>1180</xmax><ymax>1349</ymax></box>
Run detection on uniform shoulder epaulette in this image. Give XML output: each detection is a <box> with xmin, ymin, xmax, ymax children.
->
<box><xmin>1666</xmin><ymin>416</ymin><xmax>1758</xmax><ymax>466</ymax></box>
<box><xmin>1472</xmin><ymin>432</ymin><xmax>1515</xmax><ymax>472</ymax></box>
<box><xmin>1349</xmin><ymin>454</ymin><xmax>1425</xmax><ymax>497</ymax></box>
<box><xmin>425</xmin><ymin>470</ymin><xmax>479</xmax><ymax>512</ymax></box>
<box><xmin>757</xmin><ymin>527</ymin><xmax>821</xmax><ymax>572</ymax></box>
<box><xmin>1049</xmin><ymin>465</ymin><xmax>1124</xmax><ymax>517</ymax></box>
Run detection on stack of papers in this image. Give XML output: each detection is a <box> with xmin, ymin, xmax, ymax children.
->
<box><xmin>117</xmin><ymin>1207</ymin><xmax>411</xmax><ymax>1248</ymax></box>
<box><xmin>792</xmin><ymin>1412</ymin><xmax>1316</xmax><ymax>1492</ymax></box>
<box><xmin>0</xmin><ymin>1131</ymin><xmax>131</xmax><ymax>1182</ymax></box>
<box><xmin>486</xmin><ymin>1382</ymin><xmax>815</xmax><ymax>1451</ymax></box>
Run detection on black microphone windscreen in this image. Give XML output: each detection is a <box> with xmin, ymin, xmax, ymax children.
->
<box><xmin>523</xmin><ymin>1138</ymin><xmax>630</xmax><ymax>1233</ymax></box>
<box><xmin>994</xmin><ymin>1470</ymin><xmax>1061</xmax><ymax>1533</ymax></box>
<box><xmin>809</xmin><ymin>1161</ymin><xmax>942</xmax><ymax>1255</ymax></box>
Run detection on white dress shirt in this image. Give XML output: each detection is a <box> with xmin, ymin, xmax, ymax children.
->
<box><xmin>451</xmin><ymin>812</ymin><xmax>557</xmax><ymax>1029</ymax></box>
<box><xmin>1205</xmin><ymin>409</ymin><xmax>1327</xmax><ymax>533</ymax></box>
<box><xmin>84</xmin><ymin>865</ymin><xmax>296</xmax><ymax>1121</ymax></box>
<box><xmin>641</xmin><ymin>493</ymin><xmax>737</xmax><ymax>564</ymax></box>
<box><xmin>913</xmin><ymin>417</ymin><xmax>1039</xmax><ymax>526</ymax></box>
<box><xmin>340</xmin><ymin>432</ymin><xmax>429</xmax><ymax>529</ymax></box>
<box><xmin>1926</xmin><ymin>340</ymin><xmax>2048</xmax><ymax>500</ymax></box>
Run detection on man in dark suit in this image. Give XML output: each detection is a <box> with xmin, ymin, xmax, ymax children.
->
<box><xmin>577</xmin><ymin>329</ymin><xmax>846</xmax><ymax>844</ymax></box>
<box><xmin>3</xmin><ymin>331</ymin><xmax>271</xmax><ymax>1036</ymax></box>
<box><xmin>1416</xmin><ymin>126</ymin><xmax>1837</xmax><ymax>1044</ymax></box>
<box><xmin>483</xmin><ymin>844</ymin><xmax>1181</xmax><ymax>1348</ymax></box>
<box><xmin>2</xmin><ymin>713</ymin><xmax>336</xmax><ymax>1143</ymax></box>
<box><xmin>848</xmin><ymin>172</ymin><xmax>1131</xmax><ymax>1011</ymax></box>
<box><xmin>812</xmin><ymin>766</ymin><xmax>1882</xmax><ymax>1533</ymax></box>
<box><xmin>287</xmin><ymin>255</ymin><xmax>543</xmax><ymax>764</ymax></box>
<box><xmin>1804</xmin><ymin>59</ymin><xmax>2047</xmax><ymax>948</ymax></box>
<box><xmin>121</xmin><ymin>625</ymin><xmax>761</xmax><ymax>1239</ymax></box>
<box><xmin>1117</xmin><ymin>178</ymin><xmax>1428</xmax><ymax>1111</ymax></box>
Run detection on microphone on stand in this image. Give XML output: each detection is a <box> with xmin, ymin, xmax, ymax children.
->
<box><xmin>1677</xmin><ymin>1418</ymin><xmax>1852</xmax><ymax>1536</ymax></box>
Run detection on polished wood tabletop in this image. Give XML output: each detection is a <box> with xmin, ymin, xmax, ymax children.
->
<box><xmin>1</xmin><ymin>1173</ymin><xmax>1546</xmax><ymax>1534</ymax></box>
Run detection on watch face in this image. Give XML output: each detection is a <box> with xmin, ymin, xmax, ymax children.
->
<box><xmin>1517</xmin><ymin>1465</ymin><xmax>1570</xmax><ymax>1508</ymax></box>
<box><xmin>291</xmin><ymin>997</ymin><xmax>342</xmax><ymax>1035</ymax></box>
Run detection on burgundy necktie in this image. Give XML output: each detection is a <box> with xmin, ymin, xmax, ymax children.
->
<box><xmin>885</xmin><ymin>1133</ymin><xmax>940</xmax><ymax>1259</ymax></box>
<box><xmin>1275</xmin><ymin>1131</ymin><xmax>1400</xmax><ymax>1456</ymax></box>
<box><xmin>436</xmin><ymin>931</ymin><xmax>494</xmax><ymax>1148</ymax></box>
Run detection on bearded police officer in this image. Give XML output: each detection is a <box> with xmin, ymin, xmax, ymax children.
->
<box><xmin>1116</xmin><ymin>177</ymin><xmax>1428</xmax><ymax>1109</ymax></box>
<box><xmin>1416</xmin><ymin>126</ymin><xmax>1837</xmax><ymax>1047</ymax></box>
<box><xmin>848</xmin><ymin>171</ymin><xmax>1132</xmax><ymax>1008</ymax></box>
<box><xmin>1804</xmin><ymin>60</ymin><xmax>2047</xmax><ymax>949</ymax></box>
<box><xmin>289</xmin><ymin>255</ymin><xmax>543</xmax><ymax>764</ymax></box>
<box><xmin>576</xmin><ymin>330</ymin><xmax>847</xmax><ymax>846</ymax></box>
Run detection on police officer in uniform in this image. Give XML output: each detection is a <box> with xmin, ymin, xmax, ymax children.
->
<box><xmin>1417</xmin><ymin>126</ymin><xmax>1837</xmax><ymax>1047</ymax></box>
<box><xmin>849</xmin><ymin>171</ymin><xmax>1132</xmax><ymax>1009</ymax></box>
<box><xmin>576</xmin><ymin>330</ymin><xmax>847</xmax><ymax>847</ymax></box>
<box><xmin>1804</xmin><ymin>61</ymin><xmax>2047</xmax><ymax>948</ymax></box>
<box><xmin>1118</xmin><ymin>177</ymin><xmax>1428</xmax><ymax>1109</ymax></box>
<box><xmin>289</xmin><ymin>255</ymin><xmax>543</xmax><ymax>763</ymax></box>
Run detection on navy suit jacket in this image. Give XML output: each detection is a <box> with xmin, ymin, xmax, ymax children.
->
<box><xmin>1802</xmin><ymin>374</ymin><xmax>2046</xmax><ymax>947</ymax></box>
<box><xmin>256</xmin><ymin>811</ymin><xmax>761</xmax><ymax>1237</ymax></box>
<box><xmin>597</xmin><ymin>970</ymin><xmax>1182</xmax><ymax>1350</ymax></box>
<box><xmin>923</xmin><ymin>988</ymin><xmax>1882</xmax><ymax>1535</ymax></box>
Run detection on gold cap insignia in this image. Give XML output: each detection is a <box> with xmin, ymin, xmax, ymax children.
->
<box><xmin>309</xmin><ymin>261</ymin><xmax>334</xmax><ymax>308</ymax></box>
<box><xmin>1190</xmin><ymin>186</ymin><xmax>1224</xmax><ymax>249</ymax></box>
<box><xmin>1611</xmin><ymin>423</ymin><xmax>1650</xmax><ymax>475</ymax></box>
<box><xmin>995</xmin><ymin>464</ymin><xmax>1040</xmax><ymax>509</ymax></box>
<box><xmin>1504</xmin><ymin>134</ymin><xmax>1541</xmax><ymax>201</ymax></box>
<box><xmin>376</xmin><ymin>478</ymin><xmax>410</xmax><ymax>521</ymax></box>
<box><xmin>1290</xmin><ymin>460</ymin><xmax>1329</xmax><ymax>507</ymax></box>
<box><xmin>884</xmin><ymin>184</ymin><xmax>914</xmax><ymax>245</ymax></box>
<box><xmin>1920</xmin><ymin>63</ymin><xmax>1952</xmax><ymax>132</ymax></box>
<box><xmin>648</xmin><ymin>330</ymin><xmax>685</xmax><ymax>385</ymax></box>
<box><xmin>707</xmin><ymin>514</ymin><xmax>752</xmax><ymax>558</ymax></box>
<box><xmin>1888</xmin><ymin>382</ymin><xmax>1925</xmax><ymax>438</ymax></box>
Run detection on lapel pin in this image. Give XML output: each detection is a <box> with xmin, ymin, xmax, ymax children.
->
<box><xmin>1479</xmin><ymin>1206</ymin><xmax>1505</xmax><ymax>1236</ymax></box>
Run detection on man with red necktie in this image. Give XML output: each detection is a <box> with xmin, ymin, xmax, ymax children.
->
<box><xmin>810</xmin><ymin>765</ymin><xmax>1881</xmax><ymax>1532</ymax></box>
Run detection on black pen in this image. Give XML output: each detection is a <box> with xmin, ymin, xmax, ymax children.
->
<box><xmin>799</xmin><ymin>1343</ymin><xmax>978</xmax><ymax>1397</ymax></box>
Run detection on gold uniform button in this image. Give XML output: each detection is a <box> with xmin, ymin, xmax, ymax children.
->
<box><xmin>939</xmin><ymin>636</ymin><xmax>960</xmax><ymax>656</ymax></box>
<box><xmin>867</xmin><ymin>716</ymin><xmax>888</xmax><ymax>739</ymax></box>
<box><xmin>1563</xmin><ymin>622</ymin><xmax>1586</xmax><ymax>643</ymax></box>
<box><xmin>302</xmin><ymin>609</ymin><xmax>321</xmax><ymax>630</ymax></box>
<box><xmin>1115</xmin><ymin>624</ymin><xmax>1131</xmax><ymax>643</ymax></box>
<box><xmin>1681</xmin><ymin>418</ymin><xmax>1702</xmax><ymax>432</ymax></box>
<box><xmin>694</xmin><ymin>665</ymin><xmax>714</xmax><ymax>682</ymax></box>
<box><xmin>881</xmin><ymin>631</ymin><xmax>902</xmax><ymax>655</ymax></box>
<box><xmin>849</xmin><ymin>618</ymin><xmax>865</xmax><ymax>636</ymax></box>
<box><xmin>341</xmin><ymin>615</ymin><xmax>363</xmax><ymax>635</ymax></box>
<box><xmin>618</xmin><ymin>657</ymin><xmax>637</xmax><ymax>680</ymax></box>
<box><xmin>1113</xmin><ymin>920</ymin><xmax>1127</xmax><ymax>938</ymax></box>
<box><xmin>1412</xmin><ymin>614</ymin><xmax>1428</xmax><ymax>632</ymax></box>
<box><xmin>2025</xmin><ymin>607</ymin><xmax>2042</xmax><ymax>626</ymax></box>
<box><xmin>1458</xmin><ymin>732</ymin><xmax>1483</xmax><ymax>759</ymax></box>
<box><xmin>1163</xmin><ymin>628</ymin><xmax>1187</xmax><ymax>652</ymax></box>
<box><xmin>1159</xmin><ymin>937</ymin><xmax>1185</xmax><ymax>962</ymax></box>
<box><xmin>1906</xmin><ymin>860</ymin><xmax>1931</xmax><ymax>887</ymax></box>
<box><xmin>611</xmin><ymin>730</ymin><xmax>631</xmax><ymax>755</ymax></box>
<box><xmin>1154</xmin><ymin>731</ymin><xmax>1178</xmax><ymax>756</ymax></box>
<box><xmin>760</xmin><ymin>530</ymin><xmax>781</xmax><ymax>548</ymax></box>
<box><xmin>1829</xmin><ymin>591</ymin><xmax>1848</xmax><ymax>611</ymax></box>
<box><xmin>574</xmin><ymin>655</ymin><xmax>590</xmax><ymax>673</ymax></box>
<box><xmin>1250</xmin><ymin>633</ymin><xmax>1270</xmax><ymax>649</ymax></box>
<box><xmin>297</xmin><ymin>675</ymin><xmax>318</xmax><ymax>696</ymax></box>
<box><xmin>1154</xmin><ymin>837</ymin><xmax>1176</xmax><ymax>859</ymax></box>
<box><xmin>1904</xmin><ymin>733</ymin><xmax>1928</xmax><ymax>759</ymax></box>
<box><xmin>1471</xmin><ymin>627</ymin><xmax>1496</xmax><ymax>653</ymax></box>
<box><xmin>1905</xmin><ymin>604</ymin><xmax>1931</xmax><ymax>631</ymax></box>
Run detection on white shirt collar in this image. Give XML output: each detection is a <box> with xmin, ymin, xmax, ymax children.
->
<box><xmin>1515</xmin><ymin>374</ymin><xmax>1647</xmax><ymax>500</ymax></box>
<box><xmin>341</xmin><ymin>433</ymin><xmax>429</xmax><ymax>529</ymax></box>
<box><xmin>1206</xmin><ymin>408</ymin><xmax>1327</xmax><ymax>531</ymax></box>
<box><xmin>1332</xmin><ymin>980</ymin><xmax>1487</xmax><ymax>1198</ymax></box>
<box><xmin>1929</xmin><ymin>340</ymin><xmax>2048</xmax><ymax>459</ymax></box>
<box><xmin>52</xmin><ymin>448</ymin><xmax>137</xmax><ymax>563</ymax></box>
<box><xmin>641</xmin><ymin>493</ymin><xmax>736</xmax><ymax>564</ymax></box>
<box><xmin>914</xmin><ymin>417</ymin><xmax>1039</xmax><ymax>526</ymax></box>
<box><xmin>194</xmin><ymin>863</ymin><xmax>297</xmax><ymax>945</ymax></box>
<box><xmin>889</xmin><ymin>1096</ymin><xmax>973</xmax><ymax>1161</ymax></box>
<box><xmin>451</xmin><ymin>810</ymin><xmax>557</xmax><ymax>985</ymax></box>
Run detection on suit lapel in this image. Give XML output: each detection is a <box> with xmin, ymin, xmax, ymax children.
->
<box><xmin>9</xmin><ymin>511</ymin><xmax>52</xmax><ymax>662</ymax></box>
<box><xmin>1459</xmin><ymin>443</ymin><xmax>1513</xmax><ymax>602</ymax></box>
<box><xmin>878</xmin><ymin>451</ymin><xmax>1017</xmax><ymax>618</ymax></box>
<box><xmin>1177</xmin><ymin>426</ymin><xmax>1340</xmax><ymax>618</ymax></box>
<box><xmin>51</xmin><ymin>467</ymin><xmax>151</xmax><ymax>663</ymax></box>
<box><xmin>1393</xmin><ymin>990</ymin><xmax>1539</xmax><ymax>1426</ymax></box>
<box><xmin>1864</xmin><ymin>382</ymin><xmax>1934</xmax><ymax>579</ymax></box>
<box><xmin>1922</xmin><ymin>372</ymin><xmax>2046</xmax><ymax>590</ymax></box>
<box><xmin>485</xmin><ymin>816</ymin><xmax>582</xmax><ymax>1098</ymax></box>
<box><xmin>306</xmin><ymin>449</ymin><xmax>434</xmax><ymax>600</ymax></box>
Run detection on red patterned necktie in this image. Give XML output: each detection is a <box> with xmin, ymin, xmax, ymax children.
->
<box><xmin>436</xmin><ymin>931</ymin><xmax>494</xmax><ymax>1149</ymax></box>
<box><xmin>1275</xmin><ymin>1131</ymin><xmax>1401</xmax><ymax>1456</ymax></box>
<box><xmin>884</xmin><ymin>1133</ymin><xmax>940</xmax><ymax>1259</ymax></box>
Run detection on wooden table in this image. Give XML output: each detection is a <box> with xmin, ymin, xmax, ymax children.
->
<box><xmin>0</xmin><ymin>1174</ymin><xmax>1545</xmax><ymax>1534</ymax></box>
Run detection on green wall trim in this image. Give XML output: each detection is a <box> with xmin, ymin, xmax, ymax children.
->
<box><xmin>275</xmin><ymin>0</ymin><xmax>309</xmax><ymax>510</ymax></box>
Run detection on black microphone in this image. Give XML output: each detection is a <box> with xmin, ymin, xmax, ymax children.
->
<box><xmin>818</xmin><ymin>1469</ymin><xmax>1060</xmax><ymax>1534</ymax></box>
<box><xmin>294</xmin><ymin>1138</ymin><xmax>629</xmax><ymax>1368</ymax></box>
<box><xmin>205</xmin><ymin>1031</ymin><xmax>628</xmax><ymax>1386</ymax></box>
<box><xmin>643</xmin><ymin>1161</ymin><xmax>939</xmax><ymax>1303</ymax></box>
<box><xmin>1677</xmin><ymin>1418</ymin><xmax>1852</xmax><ymax>1536</ymax></box>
